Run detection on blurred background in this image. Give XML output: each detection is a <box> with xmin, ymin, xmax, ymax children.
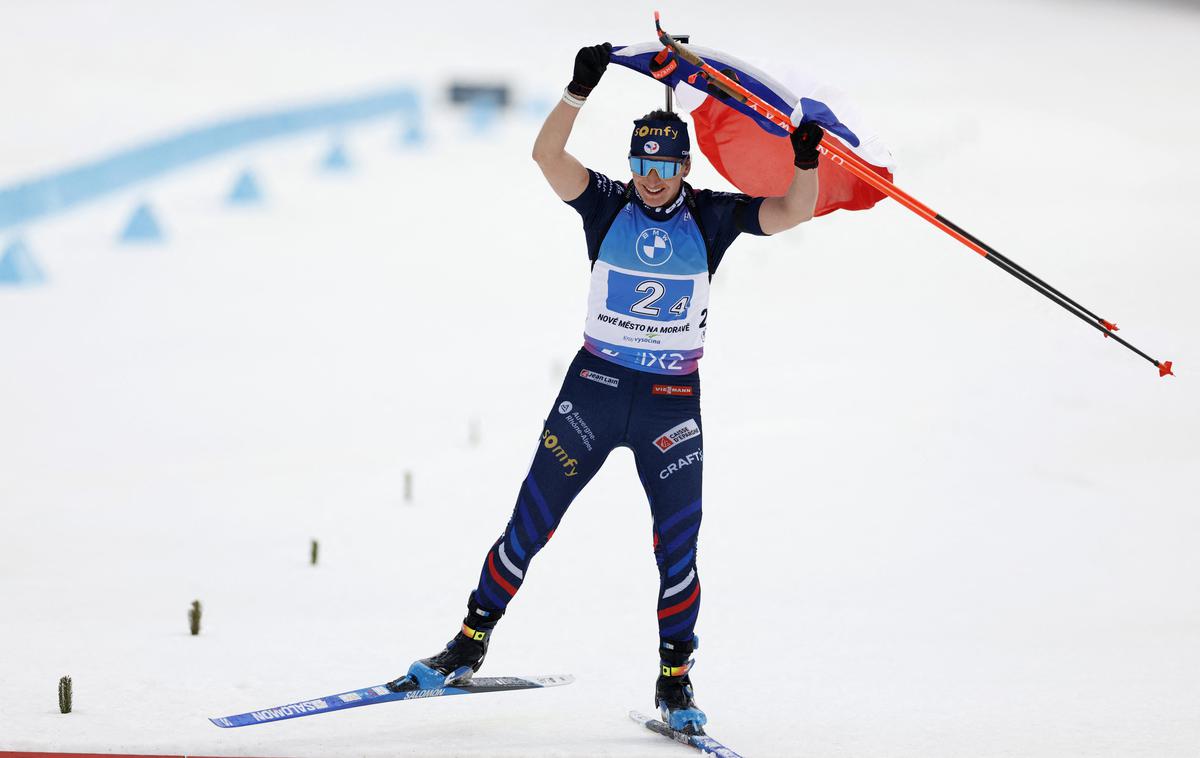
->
<box><xmin>1</xmin><ymin>1</ymin><xmax>1197</xmax><ymax>756</ymax></box>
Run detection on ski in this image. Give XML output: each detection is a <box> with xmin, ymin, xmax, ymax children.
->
<box><xmin>629</xmin><ymin>710</ymin><xmax>745</xmax><ymax>757</ymax></box>
<box><xmin>209</xmin><ymin>674</ymin><xmax>573</xmax><ymax>728</ymax></box>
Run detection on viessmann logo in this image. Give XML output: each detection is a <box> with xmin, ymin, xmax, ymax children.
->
<box><xmin>652</xmin><ymin>384</ymin><xmax>693</xmax><ymax>397</ymax></box>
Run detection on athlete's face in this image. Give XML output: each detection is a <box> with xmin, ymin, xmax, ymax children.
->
<box><xmin>631</xmin><ymin>158</ymin><xmax>690</xmax><ymax>207</ymax></box>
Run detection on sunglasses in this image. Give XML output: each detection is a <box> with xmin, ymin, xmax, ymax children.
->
<box><xmin>629</xmin><ymin>156</ymin><xmax>683</xmax><ymax>180</ymax></box>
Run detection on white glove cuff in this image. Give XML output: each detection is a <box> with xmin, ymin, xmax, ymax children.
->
<box><xmin>562</xmin><ymin>87</ymin><xmax>587</xmax><ymax>109</ymax></box>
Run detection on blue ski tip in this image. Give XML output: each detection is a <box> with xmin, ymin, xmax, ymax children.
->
<box><xmin>630</xmin><ymin>710</ymin><xmax>744</xmax><ymax>758</ymax></box>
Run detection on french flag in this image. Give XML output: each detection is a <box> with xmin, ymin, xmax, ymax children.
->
<box><xmin>610</xmin><ymin>43</ymin><xmax>894</xmax><ymax>217</ymax></box>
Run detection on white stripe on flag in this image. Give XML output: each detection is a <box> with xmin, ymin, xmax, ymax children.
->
<box><xmin>662</xmin><ymin>568</ymin><xmax>695</xmax><ymax>599</ymax></box>
<box><xmin>499</xmin><ymin>543</ymin><xmax>524</xmax><ymax>579</ymax></box>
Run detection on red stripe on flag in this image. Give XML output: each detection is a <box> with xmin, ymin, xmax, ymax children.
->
<box><xmin>487</xmin><ymin>550</ymin><xmax>517</xmax><ymax>596</ymax></box>
<box><xmin>657</xmin><ymin>583</ymin><xmax>700</xmax><ymax>619</ymax></box>
<box><xmin>813</xmin><ymin>142</ymin><xmax>893</xmax><ymax>217</ymax></box>
<box><xmin>690</xmin><ymin>96</ymin><xmax>891</xmax><ymax>216</ymax></box>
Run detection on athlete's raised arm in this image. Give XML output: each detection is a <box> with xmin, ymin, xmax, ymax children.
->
<box><xmin>532</xmin><ymin>43</ymin><xmax>611</xmax><ymax>202</ymax></box>
<box><xmin>757</xmin><ymin>122</ymin><xmax>823</xmax><ymax>235</ymax></box>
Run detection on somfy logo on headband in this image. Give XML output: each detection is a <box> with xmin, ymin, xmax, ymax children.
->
<box><xmin>635</xmin><ymin>125</ymin><xmax>680</xmax><ymax>140</ymax></box>
<box><xmin>632</xmin><ymin>119</ymin><xmax>690</xmax><ymax>159</ymax></box>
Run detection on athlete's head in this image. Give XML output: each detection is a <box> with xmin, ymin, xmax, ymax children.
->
<box><xmin>629</xmin><ymin>110</ymin><xmax>691</xmax><ymax>208</ymax></box>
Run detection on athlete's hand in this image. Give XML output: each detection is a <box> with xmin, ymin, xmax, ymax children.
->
<box><xmin>568</xmin><ymin>43</ymin><xmax>612</xmax><ymax>100</ymax></box>
<box><xmin>790</xmin><ymin>121</ymin><xmax>824</xmax><ymax>170</ymax></box>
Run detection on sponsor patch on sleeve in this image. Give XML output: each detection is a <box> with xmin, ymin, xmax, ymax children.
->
<box><xmin>653</xmin><ymin>418</ymin><xmax>701</xmax><ymax>453</ymax></box>
<box><xmin>651</xmin><ymin>384</ymin><xmax>694</xmax><ymax>397</ymax></box>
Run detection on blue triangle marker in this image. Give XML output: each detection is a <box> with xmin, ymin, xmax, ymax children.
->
<box><xmin>399</xmin><ymin>120</ymin><xmax>425</xmax><ymax>147</ymax></box>
<box><xmin>321</xmin><ymin>142</ymin><xmax>350</xmax><ymax>172</ymax></box>
<box><xmin>227</xmin><ymin>169</ymin><xmax>263</xmax><ymax>205</ymax></box>
<box><xmin>0</xmin><ymin>238</ymin><xmax>47</xmax><ymax>285</ymax></box>
<box><xmin>467</xmin><ymin>101</ymin><xmax>500</xmax><ymax>135</ymax></box>
<box><xmin>120</xmin><ymin>202</ymin><xmax>164</xmax><ymax>243</ymax></box>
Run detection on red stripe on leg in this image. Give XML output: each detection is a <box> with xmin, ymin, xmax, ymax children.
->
<box><xmin>488</xmin><ymin>551</ymin><xmax>517</xmax><ymax>596</ymax></box>
<box><xmin>657</xmin><ymin>583</ymin><xmax>700</xmax><ymax>619</ymax></box>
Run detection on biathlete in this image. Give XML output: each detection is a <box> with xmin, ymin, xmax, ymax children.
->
<box><xmin>389</xmin><ymin>43</ymin><xmax>823</xmax><ymax>733</ymax></box>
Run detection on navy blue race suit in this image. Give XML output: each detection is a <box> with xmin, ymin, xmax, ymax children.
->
<box><xmin>470</xmin><ymin>170</ymin><xmax>767</xmax><ymax>644</ymax></box>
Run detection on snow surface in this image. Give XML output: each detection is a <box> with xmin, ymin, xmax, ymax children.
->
<box><xmin>2</xmin><ymin>1</ymin><xmax>1199</xmax><ymax>756</ymax></box>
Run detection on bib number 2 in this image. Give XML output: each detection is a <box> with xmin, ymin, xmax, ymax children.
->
<box><xmin>630</xmin><ymin>280</ymin><xmax>689</xmax><ymax>319</ymax></box>
<box><xmin>607</xmin><ymin>271</ymin><xmax>695</xmax><ymax>323</ymax></box>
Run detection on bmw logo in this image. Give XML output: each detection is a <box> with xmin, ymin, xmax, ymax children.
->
<box><xmin>635</xmin><ymin>228</ymin><xmax>673</xmax><ymax>266</ymax></box>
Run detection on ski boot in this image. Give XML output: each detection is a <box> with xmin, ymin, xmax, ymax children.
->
<box><xmin>387</xmin><ymin>594</ymin><xmax>504</xmax><ymax>691</ymax></box>
<box><xmin>655</xmin><ymin>637</ymin><xmax>707</xmax><ymax>734</ymax></box>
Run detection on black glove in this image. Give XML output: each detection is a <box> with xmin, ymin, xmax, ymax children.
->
<box><xmin>568</xmin><ymin>43</ymin><xmax>612</xmax><ymax>99</ymax></box>
<box><xmin>790</xmin><ymin>121</ymin><xmax>824</xmax><ymax>170</ymax></box>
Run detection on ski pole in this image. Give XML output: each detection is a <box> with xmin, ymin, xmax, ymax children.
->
<box><xmin>653</xmin><ymin>12</ymin><xmax>1174</xmax><ymax>378</ymax></box>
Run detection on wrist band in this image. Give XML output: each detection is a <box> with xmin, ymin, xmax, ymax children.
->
<box><xmin>561</xmin><ymin>87</ymin><xmax>587</xmax><ymax>109</ymax></box>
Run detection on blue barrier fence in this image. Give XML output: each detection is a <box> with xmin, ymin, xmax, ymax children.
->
<box><xmin>0</xmin><ymin>86</ymin><xmax>420</xmax><ymax>231</ymax></box>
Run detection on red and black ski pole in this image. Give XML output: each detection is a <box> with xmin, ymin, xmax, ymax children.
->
<box><xmin>653</xmin><ymin>12</ymin><xmax>1174</xmax><ymax>378</ymax></box>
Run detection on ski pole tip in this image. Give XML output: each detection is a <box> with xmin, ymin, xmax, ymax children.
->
<box><xmin>1158</xmin><ymin>360</ymin><xmax>1174</xmax><ymax>377</ymax></box>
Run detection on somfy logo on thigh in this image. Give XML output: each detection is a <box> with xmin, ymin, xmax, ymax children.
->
<box><xmin>653</xmin><ymin>418</ymin><xmax>700</xmax><ymax>453</ymax></box>
<box><xmin>636</xmin><ymin>228</ymin><xmax>672</xmax><ymax>266</ymax></box>
<box><xmin>541</xmin><ymin>429</ymin><xmax>578</xmax><ymax>477</ymax></box>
